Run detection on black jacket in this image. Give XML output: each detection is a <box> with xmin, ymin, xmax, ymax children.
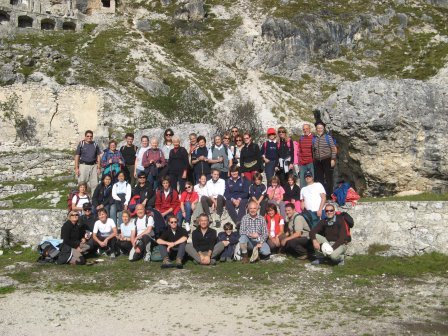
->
<box><xmin>60</xmin><ymin>220</ymin><xmax>83</xmax><ymax>249</ymax></box>
<box><xmin>133</xmin><ymin>182</ymin><xmax>155</xmax><ymax>208</ymax></box>
<box><xmin>283</xmin><ymin>184</ymin><xmax>301</xmax><ymax>202</ymax></box>
<box><xmin>168</xmin><ymin>147</ymin><xmax>189</xmax><ymax>174</ymax></box>
<box><xmin>192</xmin><ymin>227</ymin><xmax>217</xmax><ymax>252</ymax></box>
<box><xmin>92</xmin><ymin>183</ymin><xmax>113</xmax><ymax>208</ymax></box>
<box><xmin>240</xmin><ymin>142</ymin><xmax>262</xmax><ymax>172</ymax></box>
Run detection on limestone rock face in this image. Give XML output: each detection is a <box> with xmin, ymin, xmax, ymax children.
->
<box><xmin>174</xmin><ymin>0</ymin><xmax>205</xmax><ymax>21</ymax></box>
<box><xmin>318</xmin><ymin>78</ymin><xmax>448</xmax><ymax>196</ymax></box>
<box><xmin>134</xmin><ymin>76</ymin><xmax>170</xmax><ymax>96</ymax></box>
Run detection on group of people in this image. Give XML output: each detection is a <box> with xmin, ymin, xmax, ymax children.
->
<box><xmin>62</xmin><ymin>122</ymin><xmax>350</xmax><ymax>267</ymax></box>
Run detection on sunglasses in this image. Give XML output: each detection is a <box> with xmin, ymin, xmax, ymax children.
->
<box><xmin>165</xmin><ymin>133</ymin><xmax>173</xmax><ymax>136</ymax></box>
<box><xmin>169</xmin><ymin>221</ymin><xmax>178</xmax><ymax>224</ymax></box>
<box><xmin>278</xmin><ymin>130</ymin><xmax>286</xmax><ymax>134</ymax></box>
<box><xmin>223</xmin><ymin>137</ymin><xmax>230</xmax><ymax>140</ymax></box>
<box><xmin>231</xmin><ymin>130</ymin><xmax>238</xmax><ymax>133</ymax></box>
<box><xmin>236</xmin><ymin>139</ymin><xmax>243</xmax><ymax>142</ymax></box>
<box><xmin>138</xmin><ymin>176</ymin><xmax>146</xmax><ymax>179</ymax></box>
<box><xmin>84</xmin><ymin>209</ymin><xmax>92</xmax><ymax>212</ymax></box>
<box><xmin>325</xmin><ymin>209</ymin><xmax>335</xmax><ymax>213</ymax></box>
<box><xmin>224</xmin><ymin>228</ymin><xmax>232</xmax><ymax>231</ymax></box>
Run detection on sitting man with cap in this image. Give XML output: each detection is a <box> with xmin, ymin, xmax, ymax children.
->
<box><xmin>261</xmin><ymin>127</ymin><xmax>279</xmax><ymax>182</ymax></box>
<box><xmin>310</xmin><ymin>203</ymin><xmax>350</xmax><ymax>266</ymax></box>
<box><xmin>300</xmin><ymin>170</ymin><xmax>326</xmax><ymax>228</ymax></box>
<box><xmin>78</xmin><ymin>202</ymin><xmax>96</xmax><ymax>253</ymax></box>
<box><xmin>156</xmin><ymin>215</ymin><xmax>188</xmax><ymax>269</ymax></box>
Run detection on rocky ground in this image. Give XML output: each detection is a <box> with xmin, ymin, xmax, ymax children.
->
<box><xmin>0</xmin><ymin>250</ymin><xmax>447</xmax><ymax>335</ymax></box>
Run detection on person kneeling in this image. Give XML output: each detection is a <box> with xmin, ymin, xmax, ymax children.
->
<box><xmin>156</xmin><ymin>215</ymin><xmax>188</xmax><ymax>269</ymax></box>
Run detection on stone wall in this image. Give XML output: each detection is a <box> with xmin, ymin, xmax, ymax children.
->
<box><xmin>0</xmin><ymin>202</ymin><xmax>447</xmax><ymax>256</ymax></box>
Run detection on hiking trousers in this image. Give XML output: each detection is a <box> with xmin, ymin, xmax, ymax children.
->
<box><xmin>78</xmin><ymin>163</ymin><xmax>99</xmax><ymax>191</ymax></box>
<box><xmin>185</xmin><ymin>242</ymin><xmax>225</xmax><ymax>263</ymax></box>
<box><xmin>315</xmin><ymin>234</ymin><xmax>347</xmax><ymax>262</ymax></box>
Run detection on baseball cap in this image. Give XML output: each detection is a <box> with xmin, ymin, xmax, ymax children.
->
<box><xmin>83</xmin><ymin>202</ymin><xmax>92</xmax><ymax>210</ymax></box>
<box><xmin>304</xmin><ymin>170</ymin><xmax>313</xmax><ymax>178</ymax></box>
<box><xmin>267</xmin><ymin>128</ymin><xmax>276</xmax><ymax>135</ymax></box>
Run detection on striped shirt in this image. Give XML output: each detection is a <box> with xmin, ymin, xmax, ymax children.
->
<box><xmin>312</xmin><ymin>134</ymin><xmax>337</xmax><ymax>160</ymax></box>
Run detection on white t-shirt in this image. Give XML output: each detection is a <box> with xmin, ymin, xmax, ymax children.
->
<box><xmin>72</xmin><ymin>194</ymin><xmax>90</xmax><ymax>214</ymax></box>
<box><xmin>134</xmin><ymin>215</ymin><xmax>154</xmax><ymax>236</ymax></box>
<box><xmin>120</xmin><ymin>222</ymin><xmax>135</xmax><ymax>238</ymax></box>
<box><xmin>93</xmin><ymin>218</ymin><xmax>116</xmax><ymax>238</ymax></box>
<box><xmin>135</xmin><ymin>146</ymin><xmax>150</xmax><ymax>171</ymax></box>
<box><xmin>300</xmin><ymin>182</ymin><xmax>326</xmax><ymax>212</ymax></box>
<box><xmin>194</xmin><ymin>184</ymin><xmax>210</xmax><ymax>198</ymax></box>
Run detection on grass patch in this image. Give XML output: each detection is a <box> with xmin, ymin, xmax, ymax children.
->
<box><xmin>368</xmin><ymin>244</ymin><xmax>391</xmax><ymax>255</ymax></box>
<box><xmin>360</xmin><ymin>193</ymin><xmax>448</xmax><ymax>202</ymax></box>
<box><xmin>333</xmin><ymin>253</ymin><xmax>448</xmax><ymax>278</ymax></box>
<box><xmin>0</xmin><ymin>286</ymin><xmax>15</xmax><ymax>295</ymax></box>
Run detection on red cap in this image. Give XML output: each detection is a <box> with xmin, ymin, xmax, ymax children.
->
<box><xmin>267</xmin><ymin>128</ymin><xmax>276</xmax><ymax>135</ymax></box>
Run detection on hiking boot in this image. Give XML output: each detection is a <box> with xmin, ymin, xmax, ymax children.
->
<box><xmin>220</xmin><ymin>256</ymin><xmax>226</xmax><ymax>262</ymax></box>
<box><xmin>226</xmin><ymin>257</ymin><xmax>233</xmax><ymax>262</ymax></box>
<box><xmin>311</xmin><ymin>258</ymin><xmax>321</xmax><ymax>265</ymax></box>
<box><xmin>250</xmin><ymin>247</ymin><xmax>259</xmax><ymax>263</ymax></box>
<box><xmin>297</xmin><ymin>254</ymin><xmax>308</xmax><ymax>260</ymax></box>
<box><xmin>337</xmin><ymin>259</ymin><xmax>345</xmax><ymax>266</ymax></box>
<box><xmin>144</xmin><ymin>251</ymin><xmax>151</xmax><ymax>262</ymax></box>
<box><xmin>210</xmin><ymin>258</ymin><xmax>217</xmax><ymax>266</ymax></box>
<box><xmin>175</xmin><ymin>258</ymin><xmax>183</xmax><ymax>269</ymax></box>
<box><xmin>241</xmin><ymin>253</ymin><xmax>249</xmax><ymax>264</ymax></box>
<box><xmin>161</xmin><ymin>257</ymin><xmax>172</xmax><ymax>269</ymax></box>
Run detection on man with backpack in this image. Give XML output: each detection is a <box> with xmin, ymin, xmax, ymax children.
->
<box><xmin>279</xmin><ymin>203</ymin><xmax>311</xmax><ymax>259</ymax></box>
<box><xmin>208</xmin><ymin>135</ymin><xmax>233</xmax><ymax>180</ymax></box>
<box><xmin>74</xmin><ymin>130</ymin><xmax>102</xmax><ymax>191</ymax></box>
<box><xmin>120</xmin><ymin>133</ymin><xmax>138</xmax><ymax>187</ymax></box>
<box><xmin>310</xmin><ymin>203</ymin><xmax>352</xmax><ymax>266</ymax></box>
<box><xmin>129</xmin><ymin>204</ymin><xmax>155</xmax><ymax>262</ymax></box>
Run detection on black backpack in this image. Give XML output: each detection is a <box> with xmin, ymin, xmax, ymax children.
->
<box><xmin>37</xmin><ymin>241</ymin><xmax>60</xmax><ymax>264</ymax></box>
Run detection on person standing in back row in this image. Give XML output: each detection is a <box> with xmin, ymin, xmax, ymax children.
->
<box><xmin>120</xmin><ymin>133</ymin><xmax>138</xmax><ymax>187</ymax></box>
<box><xmin>298</xmin><ymin>123</ymin><xmax>314</xmax><ymax>188</ymax></box>
<box><xmin>312</xmin><ymin>121</ymin><xmax>337</xmax><ymax>198</ymax></box>
<box><xmin>74</xmin><ymin>130</ymin><xmax>101</xmax><ymax>191</ymax></box>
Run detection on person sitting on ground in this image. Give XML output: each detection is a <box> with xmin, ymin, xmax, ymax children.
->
<box><xmin>132</xmin><ymin>172</ymin><xmax>155</xmax><ymax>210</ymax></box>
<box><xmin>129</xmin><ymin>204</ymin><xmax>155</xmax><ymax>261</ymax></box>
<box><xmin>92</xmin><ymin>175</ymin><xmax>114</xmax><ymax>217</ymax></box>
<box><xmin>120</xmin><ymin>133</ymin><xmax>138</xmax><ymax>186</ymax></box>
<box><xmin>261</xmin><ymin>128</ymin><xmax>279</xmax><ymax>182</ymax></box>
<box><xmin>191</xmin><ymin>135</ymin><xmax>211</xmax><ymax>182</ymax></box>
<box><xmin>280</xmin><ymin>203</ymin><xmax>311</xmax><ymax>259</ymax></box>
<box><xmin>216</xmin><ymin>222</ymin><xmax>240</xmax><ymax>262</ymax></box>
<box><xmin>310</xmin><ymin>203</ymin><xmax>349</xmax><ymax>266</ymax></box>
<box><xmin>249</xmin><ymin>172</ymin><xmax>267</xmax><ymax>216</ymax></box>
<box><xmin>78</xmin><ymin>202</ymin><xmax>96</xmax><ymax>253</ymax></box>
<box><xmin>283</xmin><ymin>174</ymin><xmax>302</xmax><ymax>213</ymax></box>
<box><xmin>203</xmin><ymin>169</ymin><xmax>225</xmax><ymax>228</ymax></box>
<box><xmin>116</xmin><ymin>210</ymin><xmax>135</xmax><ymax>256</ymax></box>
<box><xmin>134</xmin><ymin>135</ymin><xmax>150</xmax><ymax>178</ymax></box>
<box><xmin>191</xmin><ymin>174</ymin><xmax>210</xmax><ymax>225</ymax></box>
<box><xmin>60</xmin><ymin>211</ymin><xmax>89</xmax><ymax>265</ymax></box>
<box><xmin>266</xmin><ymin>175</ymin><xmax>286</xmax><ymax>219</ymax></box>
<box><xmin>239</xmin><ymin>132</ymin><xmax>262</xmax><ymax>182</ymax></box>
<box><xmin>142</xmin><ymin>137</ymin><xmax>166</xmax><ymax>190</ymax></box>
<box><xmin>101</xmin><ymin>139</ymin><xmax>124</xmax><ymax>183</ymax></box>
<box><xmin>157</xmin><ymin>215</ymin><xmax>188</xmax><ymax>269</ymax></box>
<box><xmin>112</xmin><ymin>171</ymin><xmax>132</xmax><ymax>225</ymax></box>
<box><xmin>239</xmin><ymin>201</ymin><xmax>270</xmax><ymax>263</ymax></box>
<box><xmin>155</xmin><ymin>176</ymin><xmax>180</xmax><ymax>219</ymax></box>
<box><xmin>300</xmin><ymin>170</ymin><xmax>326</xmax><ymax>227</ymax></box>
<box><xmin>92</xmin><ymin>208</ymin><xmax>118</xmax><ymax>258</ymax></box>
<box><xmin>208</xmin><ymin>134</ymin><xmax>233</xmax><ymax>180</ymax></box>
<box><xmin>71</xmin><ymin>182</ymin><xmax>91</xmax><ymax>215</ymax></box>
<box><xmin>264</xmin><ymin>203</ymin><xmax>285</xmax><ymax>253</ymax></box>
<box><xmin>168</xmin><ymin>136</ymin><xmax>189</xmax><ymax>192</ymax></box>
<box><xmin>178</xmin><ymin>181</ymin><xmax>198</xmax><ymax>232</ymax></box>
<box><xmin>185</xmin><ymin>213</ymin><xmax>224</xmax><ymax>265</ymax></box>
<box><xmin>224</xmin><ymin>165</ymin><xmax>250</xmax><ymax>227</ymax></box>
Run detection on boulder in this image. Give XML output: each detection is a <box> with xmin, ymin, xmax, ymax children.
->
<box><xmin>174</xmin><ymin>0</ymin><xmax>205</xmax><ymax>21</ymax></box>
<box><xmin>134</xmin><ymin>76</ymin><xmax>170</xmax><ymax>96</ymax></box>
<box><xmin>318</xmin><ymin>77</ymin><xmax>448</xmax><ymax>196</ymax></box>
<box><xmin>0</xmin><ymin>64</ymin><xmax>16</xmax><ymax>86</ymax></box>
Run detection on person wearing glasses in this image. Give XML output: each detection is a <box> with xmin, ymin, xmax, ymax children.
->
<box><xmin>280</xmin><ymin>203</ymin><xmax>311</xmax><ymax>259</ymax></box>
<box><xmin>230</xmin><ymin>134</ymin><xmax>244</xmax><ymax>168</ymax></box>
<box><xmin>60</xmin><ymin>211</ymin><xmax>89</xmax><ymax>265</ymax></box>
<box><xmin>159</xmin><ymin>128</ymin><xmax>174</xmax><ymax>182</ymax></box>
<box><xmin>177</xmin><ymin>181</ymin><xmax>199</xmax><ymax>232</ymax></box>
<box><xmin>277</xmin><ymin>127</ymin><xmax>295</xmax><ymax>186</ymax></box>
<box><xmin>240</xmin><ymin>132</ymin><xmax>262</xmax><ymax>182</ymax></box>
<box><xmin>300</xmin><ymin>170</ymin><xmax>326</xmax><ymax>228</ymax></box>
<box><xmin>229</xmin><ymin>127</ymin><xmax>239</xmax><ymax>147</ymax></box>
<box><xmin>74</xmin><ymin>130</ymin><xmax>101</xmax><ymax>191</ymax></box>
<box><xmin>310</xmin><ymin>203</ymin><xmax>349</xmax><ymax>266</ymax></box>
<box><xmin>157</xmin><ymin>215</ymin><xmax>188</xmax><ymax>269</ymax></box>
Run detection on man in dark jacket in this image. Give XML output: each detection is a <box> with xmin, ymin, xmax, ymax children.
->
<box><xmin>185</xmin><ymin>213</ymin><xmax>224</xmax><ymax>265</ymax></box>
<box><xmin>309</xmin><ymin>203</ymin><xmax>349</xmax><ymax>266</ymax></box>
<box><xmin>157</xmin><ymin>215</ymin><xmax>188</xmax><ymax>269</ymax></box>
<box><xmin>132</xmin><ymin>172</ymin><xmax>155</xmax><ymax>209</ymax></box>
<box><xmin>78</xmin><ymin>202</ymin><xmax>96</xmax><ymax>253</ymax></box>
<box><xmin>224</xmin><ymin>165</ymin><xmax>250</xmax><ymax>226</ymax></box>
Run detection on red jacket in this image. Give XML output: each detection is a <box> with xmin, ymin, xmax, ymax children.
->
<box><xmin>155</xmin><ymin>189</ymin><xmax>180</xmax><ymax>215</ymax></box>
<box><xmin>264</xmin><ymin>213</ymin><xmax>284</xmax><ymax>237</ymax></box>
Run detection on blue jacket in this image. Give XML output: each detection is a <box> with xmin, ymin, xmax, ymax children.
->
<box><xmin>224</xmin><ymin>176</ymin><xmax>250</xmax><ymax>200</ymax></box>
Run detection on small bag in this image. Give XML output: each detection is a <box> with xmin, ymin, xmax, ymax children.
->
<box><xmin>243</xmin><ymin>160</ymin><xmax>257</xmax><ymax>169</ymax></box>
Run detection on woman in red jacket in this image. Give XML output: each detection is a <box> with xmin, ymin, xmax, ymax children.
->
<box><xmin>264</xmin><ymin>203</ymin><xmax>285</xmax><ymax>252</ymax></box>
<box><xmin>155</xmin><ymin>176</ymin><xmax>180</xmax><ymax>219</ymax></box>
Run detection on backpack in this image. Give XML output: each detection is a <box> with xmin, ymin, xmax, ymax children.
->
<box><xmin>128</xmin><ymin>195</ymin><xmax>142</xmax><ymax>217</ymax></box>
<box><xmin>79</xmin><ymin>140</ymin><xmax>99</xmax><ymax>157</ymax></box>
<box><xmin>336</xmin><ymin>211</ymin><xmax>354</xmax><ymax>242</ymax></box>
<box><xmin>37</xmin><ymin>241</ymin><xmax>60</xmax><ymax>264</ymax></box>
<box><xmin>146</xmin><ymin>207</ymin><xmax>166</xmax><ymax>239</ymax></box>
<box><xmin>150</xmin><ymin>244</ymin><xmax>163</xmax><ymax>262</ymax></box>
<box><xmin>312</xmin><ymin>134</ymin><xmax>338</xmax><ymax>156</ymax></box>
<box><xmin>300</xmin><ymin>209</ymin><xmax>317</xmax><ymax>229</ymax></box>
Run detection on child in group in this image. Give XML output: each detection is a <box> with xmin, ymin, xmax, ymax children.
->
<box><xmin>116</xmin><ymin>210</ymin><xmax>135</xmax><ymax>256</ymax></box>
<box><xmin>283</xmin><ymin>174</ymin><xmax>302</xmax><ymax>213</ymax></box>
<box><xmin>216</xmin><ymin>222</ymin><xmax>240</xmax><ymax>262</ymax></box>
<box><xmin>249</xmin><ymin>172</ymin><xmax>267</xmax><ymax>216</ymax></box>
<box><xmin>266</xmin><ymin>175</ymin><xmax>286</xmax><ymax>218</ymax></box>
<box><xmin>264</xmin><ymin>203</ymin><xmax>285</xmax><ymax>252</ymax></box>
<box><xmin>177</xmin><ymin>181</ymin><xmax>199</xmax><ymax>232</ymax></box>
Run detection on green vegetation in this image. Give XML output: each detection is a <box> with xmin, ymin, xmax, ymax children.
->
<box><xmin>2</xmin><ymin>176</ymin><xmax>72</xmax><ymax>209</ymax></box>
<box><xmin>360</xmin><ymin>193</ymin><xmax>448</xmax><ymax>203</ymax></box>
<box><xmin>367</xmin><ymin>244</ymin><xmax>391</xmax><ymax>255</ymax></box>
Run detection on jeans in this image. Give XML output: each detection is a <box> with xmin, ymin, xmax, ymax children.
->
<box><xmin>109</xmin><ymin>204</ymin><xmax>117</xmax><ymax>225</ymax></box>
<box><xmin>239</xmin><ymin>234</ymin><xmax>270</xmax><ymax>256</ymax></box>
<box><xmin>264</xmin><ymin>160</ymin><xmax>277</xmax><ymax>182</ymax></box>
<box><xmin>177</xmin><ymin>201</ymin><xmax>193</xmax><ymax>226</ymax></box>
<box><xmin>159</xmin><ymin>242</ymin><xmax>186</xmax><ymax>261</ymax></box>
